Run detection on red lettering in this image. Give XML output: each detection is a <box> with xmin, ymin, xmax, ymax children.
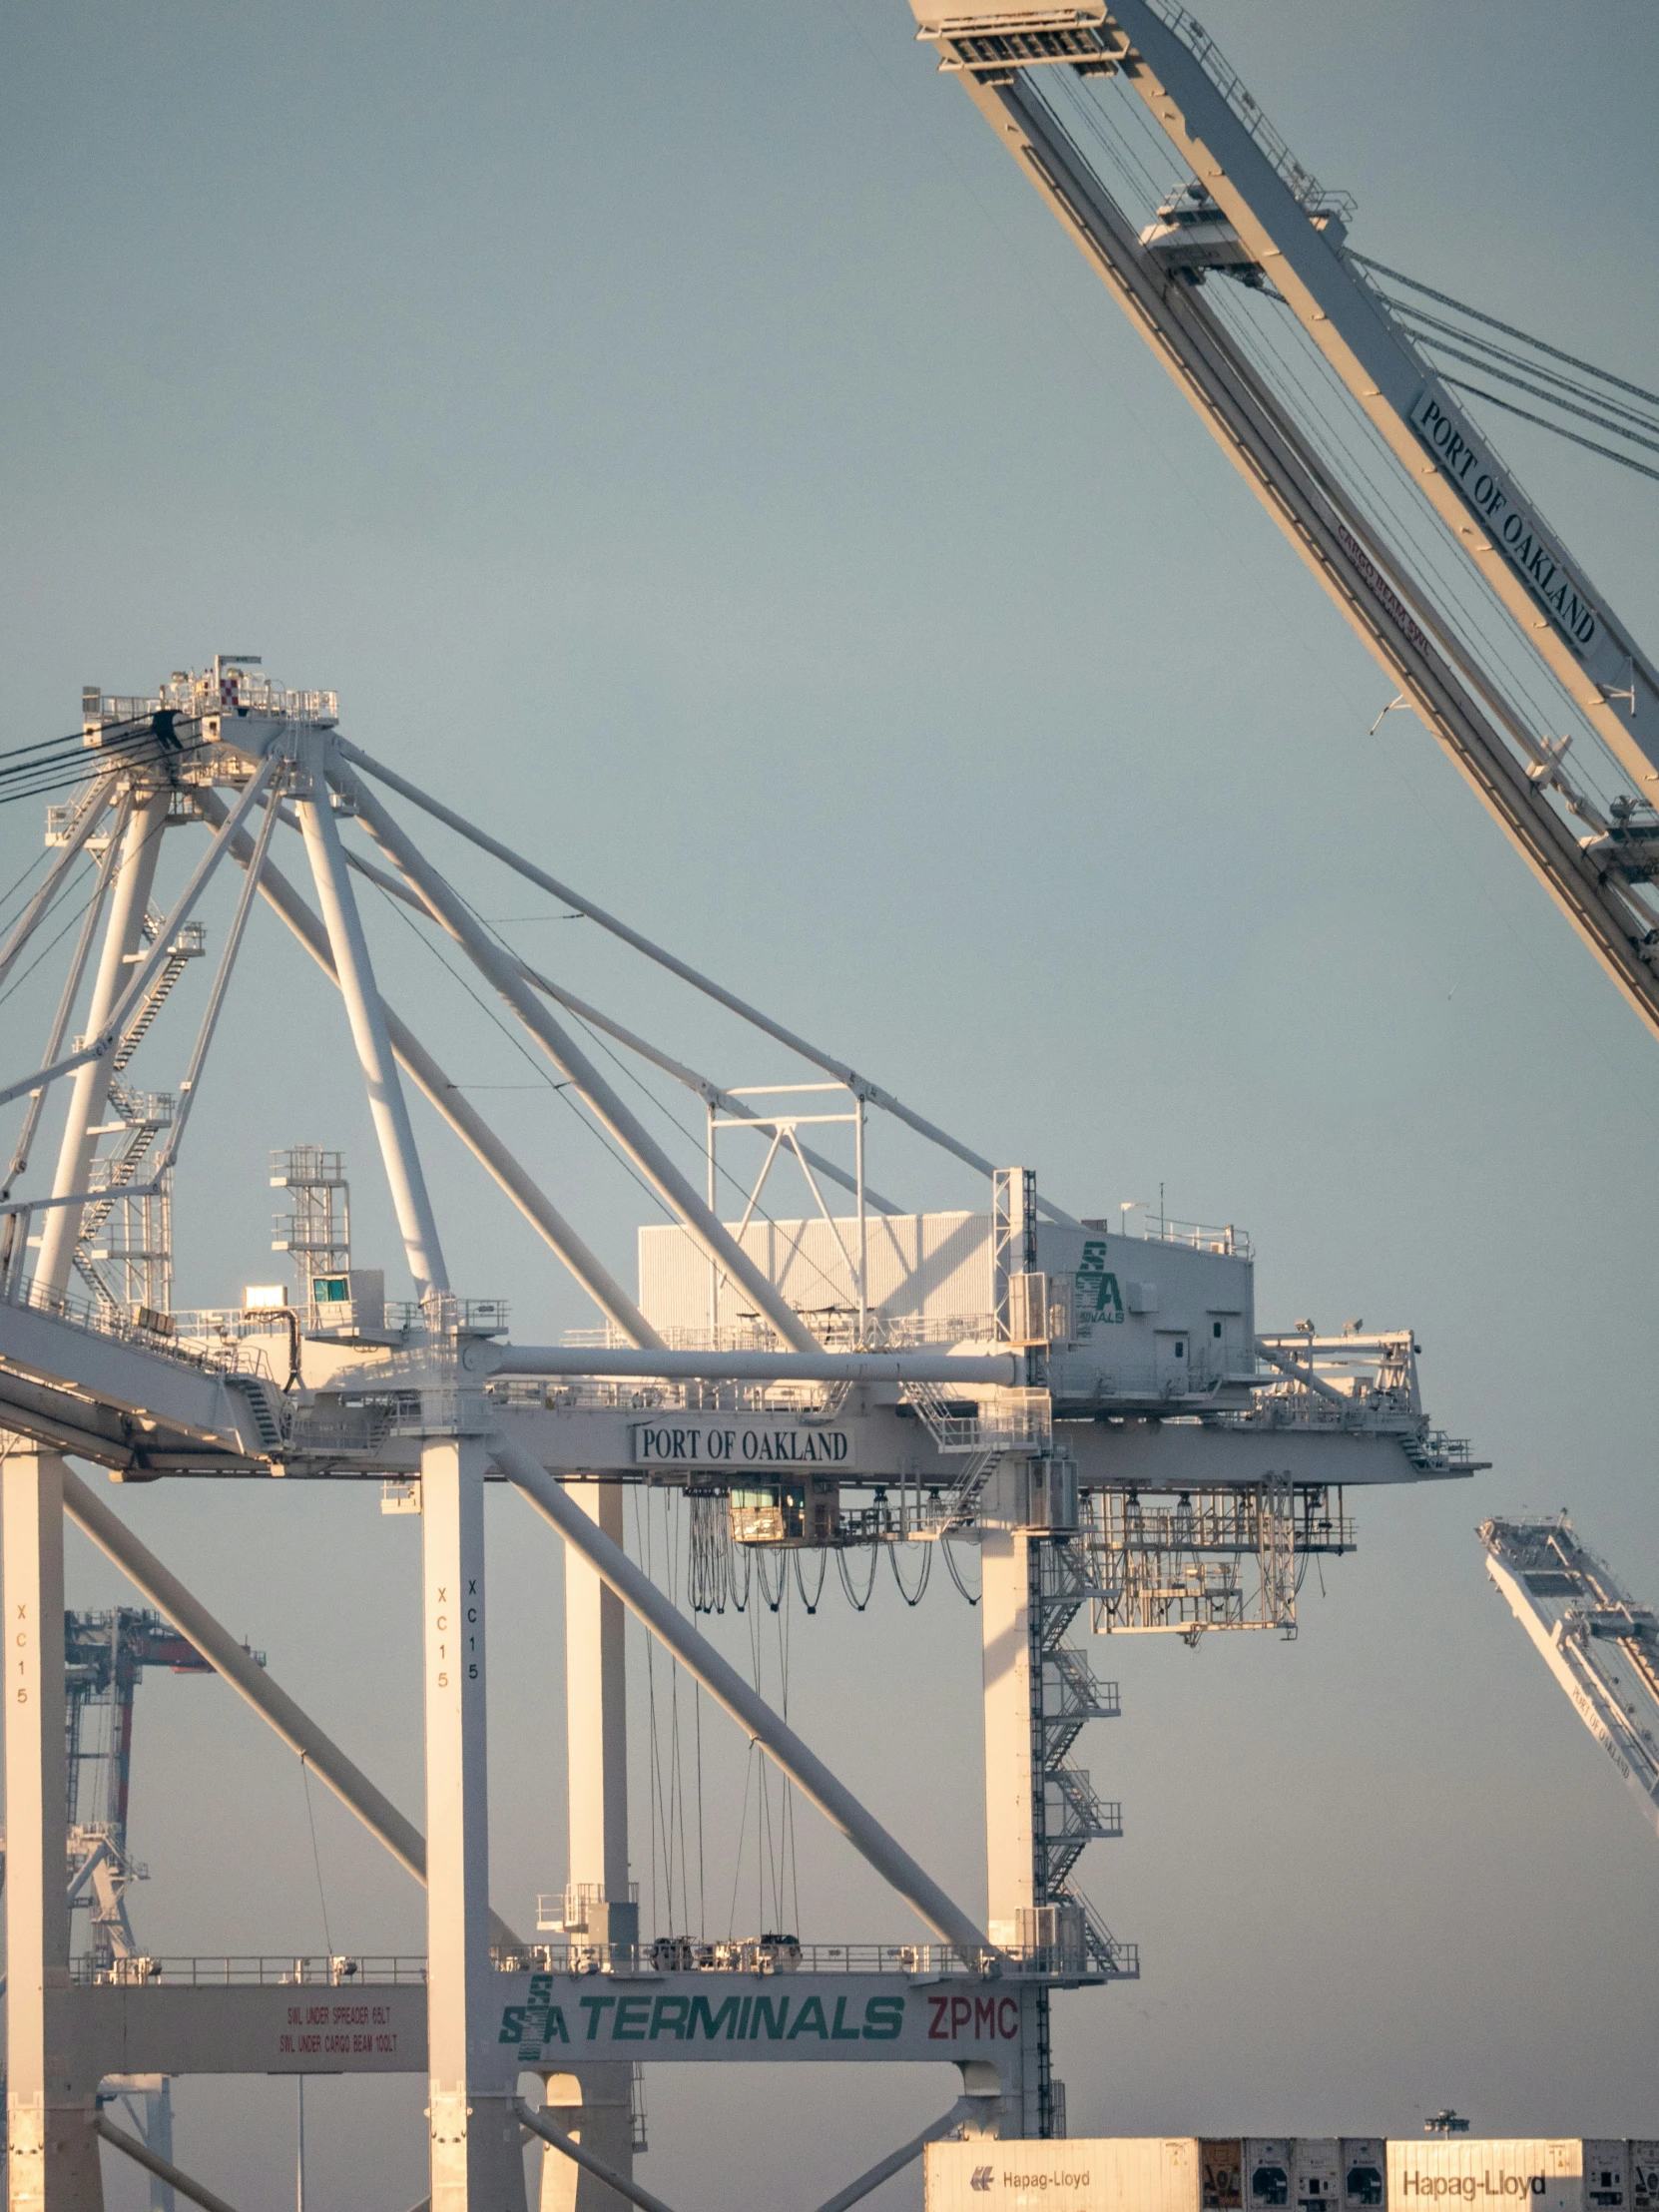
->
<box><xmin>949</xmin><ymin>1996</ymin><xmax>972</xmax><ymax>2037</ymax></box>
<box><xmin>926</xmin><ymin>1994</ymin><xmax>950</xmax><ymax>2041</ymax></box>
<box><xmin>974</xmin><ymin>1996</ymin><xmax>996</xmax><ymax>2038</ymax></box>
<box><xmin>998</xmin><ymin>1996</ymin><xmax>1019</xmax><ymax>2038</ymax></box>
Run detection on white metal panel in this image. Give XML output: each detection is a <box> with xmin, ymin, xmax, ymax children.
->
<box><xmin>639</xmin><ymin>1210</ymin><xmax>992</xmax><ymax>1337</ymax></box>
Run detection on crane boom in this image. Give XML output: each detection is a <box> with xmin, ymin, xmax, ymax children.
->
<box><xmin>1480</xmin><ymin>1517</ymin><xmax>1659</xmax><ymax>1843</ymax></box>
<box><xmin>909</xmin><ymin>2</ymin><xmax>1659</xmax><ymax>1034</ymax></box>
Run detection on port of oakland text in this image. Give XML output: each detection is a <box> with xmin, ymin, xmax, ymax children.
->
<box><xmin>633</xmin><ymin>1422</ymin><xmax>849</xmax><ymax>1467</ymax></box>
<box><xmin>1409</xmin><ymin>392</ymin><xmax>1600</xmax><ymax>654</ymax></box>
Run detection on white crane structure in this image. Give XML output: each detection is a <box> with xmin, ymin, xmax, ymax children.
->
<box><xmin>1480</xmin><ymin>1518</ymin><xmax>1659</xmax><ymax>1842</ymax></box>
<box><xmin>0</xmin><ymin>659</ymin><xmax>1483</xmax><ymax>2208</ymax></box>
<box><xmin>907</xmin><ymin>0</ymin><xmax>1659</xmax><ymax>1037</ymax></box>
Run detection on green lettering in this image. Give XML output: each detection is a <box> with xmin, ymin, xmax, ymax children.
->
<box><xmin>649</xmin><ymin>1995</ymin><xmax>689</xmax><ymax>2041</ymax></box>
<box><xmin>862</xmin><ymin>1995</ymin><xmax>903</xmax><ymax>2041</ymax></box>
<box><xmin>749</xmin><ymin>1995</ymin><xmax>789</xmax><ymax>2040</ymax></box>
<box><xmin>787</xmin><ymin>1995</ymin><xmax>829</xmax><ymax>2040</ymax></box>
<box><xmin>688</xmin><ymin>1992</ymin><xmax>743</xmax><ymax>2041</ymax></box>
<box><xmin>613</xmin><ymin>1996</ymin><xmax>650</xmax><ymax>2040</ymax></box>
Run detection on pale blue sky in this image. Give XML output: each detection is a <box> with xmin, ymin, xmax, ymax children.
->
<box><xmin>3</xmin><ymin>4</ymin><xmax>1659</xmax><ymax>2205</ymax></box>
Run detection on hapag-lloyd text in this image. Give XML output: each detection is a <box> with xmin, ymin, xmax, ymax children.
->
<box><xmin>1397</xmin><ymin>2176</ymin><xmax>1549</xmax><ymax>2201</ymax></box>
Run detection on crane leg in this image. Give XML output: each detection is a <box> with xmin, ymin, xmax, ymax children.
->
<box><xmin>2</xmin><ymin>1439</ymin><xmax>106</xmax><ymax>2208</ymax></box>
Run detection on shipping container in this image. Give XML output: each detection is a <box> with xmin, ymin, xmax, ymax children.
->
<box><xmin>1386</xmin><ymin>2139</ymin><xmax>1582</xmax><ymax>2212</ymax></box>
<box><xmin>1585</xmin><ymin>2144</ymin><xmax>1627</xmax><ymax>2211</ymax></box>
<box><xmin>1204</xmin><ymin>2142</ymin><xmax>1244</xmax><ymax>2210</ymax></box>
<box><xmin>1294</xmin><ymin>2139</ymin><xmax>1343</xmax><ymax>2212</ymax></box>
<box><xmin>928</xmin><ymin>2139</ymin><xmax>1656</xmax><ymax>2212</ymax></box>
<box><xmin>1248</xmin><ymin>2141</ymin><xmax>1296</xmax><ymax>2211</ymax></box>
<box><xmin>926</xmin><ymin>2136</ymin><xmax>1199</xmax><ymax>2212</ymax></box>
<box><xmin>1343</xmin><ymin>2141</ymin><xmax>1387</xmax><ymax>2209</ymax></box>
<box><xmin>1627</xmin><ymin>2147</ymin><xmax>1659</xmax><ymax>2212</ymax></box>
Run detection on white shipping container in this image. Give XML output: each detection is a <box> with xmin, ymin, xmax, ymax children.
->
<box><xmin>1295</xmin><ymin>2141</ymin><xmax>1344</xmax><ymax>2212</ymax></box>
<box><xmin>1342</xmin><ymin>2141</ymin><xmax>1387</xmax><ymax>2209</ymax></box>
<box><xmin>1386</xmin><ymin>2140</ymin><xmax>1582</xmax><ymax>2212</ymax></box>
<box><xmin>1584</xmin><ymin>2145</ymin><xmax>1628</xmax><ymax>2211</ymax></box>
<box><xmin>926</xmin><ymin>2137</ymin><xmax>1200</xmax><ymax>2212</ymax></box>
<box><xmin>1627</xmin><ymin>2147</ymin><xmax>1659</xmax><ymax>2212</ymax></box>
<box><xmin>1248</xmin><ymin>2142</ymin><xmax>1295</xmax><ymax>2211</ymax></box>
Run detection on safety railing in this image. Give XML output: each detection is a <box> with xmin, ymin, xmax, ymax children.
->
<box><xmin>1089</xmin><ymin>1211</ymin><xmax>1251</xmax><ymax>1258</ymax></box>
<box><xmin>4</xmin><ymin>1277</ymin><xmax>253</xmax><ymax>1377</ymax></box>
<box><xmin>1142</xmin><ymin>1</ymin><xmax>1357</xmax><ymax>226</ymax></box>
<box><xmin>488</xmin><ymin>1938</ymin><xmax>1114</xmax><ymax>1980</ymax></box>
<box><xmin>75</xmin><ymin>1954</ymin><xmax>428</xmax><ymax>1987</ymax></box>
<box><xmin>71</xmin><ymin>1940</ymin><xmax>1130</xmax><ymax>1987</ymax></box>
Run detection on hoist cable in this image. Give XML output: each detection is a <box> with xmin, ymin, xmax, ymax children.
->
<box><xmin>889</xmin><ymin>1541</ymin><xmax>931</xmax><ymax>1606</ymax></box>
<box><xmin>1350</xmin><ymin>252</ymin><xmax>1659</xmax><ymax>410</ymax></box>
<box><xmin>1400</xmin><ymin>336</ymin><xmax>1659</xmax><ymax>460</ymax></box>
<box><xmin>941</xmin><ymin>1535</ymin><xmax>981</xmax><ymax>1606</ymax></box>
<box><xmin>1208</xmin><ymin>276</ymin><xmax>1637</xmax><ymax>813</ymax></box>
<box><xmin>1434</xmin><ymin>377</ymin><xmax>1659</xmax><ymax>487</ymax></box>
<box><xmin>1385</xmin><ymin>304</ymin><xmax>1659</xmax><ymax>439</ymax></box>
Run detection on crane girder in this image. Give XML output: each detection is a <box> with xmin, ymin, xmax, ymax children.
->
<box><xmin>910</xmin><ymin>2</ymin><xmax>1659</xmax><ymax>1037</ymax></box>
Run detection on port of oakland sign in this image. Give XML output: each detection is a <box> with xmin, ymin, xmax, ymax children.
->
<box><xmin>1409</xmin><ymin>391</ymin><xmax>1601</xmax><ymax>655</ymax></box>
<box><xmin>495</xmin><ymin>1970</ymin><xmax>1031</xmax><ymax>2065</ymax></box>
<box><xmin>633</xmin><ymin>1420</ymin><xmax>851</xmax><ymax>1467</ymax></box>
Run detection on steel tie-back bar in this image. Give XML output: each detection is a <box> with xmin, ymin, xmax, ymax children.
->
<box><xmin>0</xmin><ymin>773</ymin><xmax>116</xmax><ymax>996</ymax></box>
<box><xmin>342</xmin><ymin>769</ymin><xmax>819</xmax><ymax>1356</ymax></box>
<box><xmin>200</xmin><ymin>791</ymin><xmax>660</xmax><ymax>1348</ymax></box>
<box><xmin>62</xmin><ymin>1465</ymin><xmax>524</xmax><ymax>1949</ymax></box>
<box><xmin>0</xmin><ymin>759</ymin><xmax>276</xmax><ymax>1115</ymax></box>
<box><xmin>336</xmin><ymin>738</ymin><xmax>1080</xmax><ymax>1226</ymax></box>
<box><xmin>260</xmin><ymin>797</ymin><xmax>909</xmax><ymax>1220</ymax></box>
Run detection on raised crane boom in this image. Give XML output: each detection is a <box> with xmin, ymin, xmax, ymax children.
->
<box><xmin>1480</xmin><ymin>1517</ymin><xmax>1659</xmax><ymax>1842</ymax></box>
<box><xmin>909</xmin><ymin>2</ymin><xmax>1659</xmax><ymax>1033</ymax></box>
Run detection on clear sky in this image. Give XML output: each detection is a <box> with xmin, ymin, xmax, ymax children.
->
<box><xmin>3</xmin><ymin>3</ymin><xmax>1659</xmax><ymax>2206</ymax></box>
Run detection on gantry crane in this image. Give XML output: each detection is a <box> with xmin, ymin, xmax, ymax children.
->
<box><xmin>0</xmin><ymin>657</ymin><xmax>1478</xmax><ymax>2202</ymax></box>
<box><xmin>907</xmin><ymin>1</ymin><xmax>1659</xmax><ymax>1033</ymax></box>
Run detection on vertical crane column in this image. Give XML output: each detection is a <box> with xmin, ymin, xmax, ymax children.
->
<box><xmin>420</xmin><ymin>1434</ymin><xmax>524</xmax><ymax>2212</ymax></box>
<box><xmin>541</xmin><ymin>1482</ymin><xmax>635</xmax><ymax>2212</ymax></box>
<box><xmin>2</xmin><ymin>1440</ymin><xmax>104</xmax><ymax>2206</ymax></box>
<box><xmin>35</xmin><ymin>790</ymin><xmax>170</xmax><ymax>1298</ymax></box>
<box><xmin>980</xmin><ymin>1527</ymin><xmax>1049</xmax><ymax>2140</ymax></box>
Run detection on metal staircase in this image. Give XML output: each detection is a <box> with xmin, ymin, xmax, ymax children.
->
<box><xmin>71</xmin><ymin>904</ymin><xmax>204</xmax><ymax>1318</ymax></box>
